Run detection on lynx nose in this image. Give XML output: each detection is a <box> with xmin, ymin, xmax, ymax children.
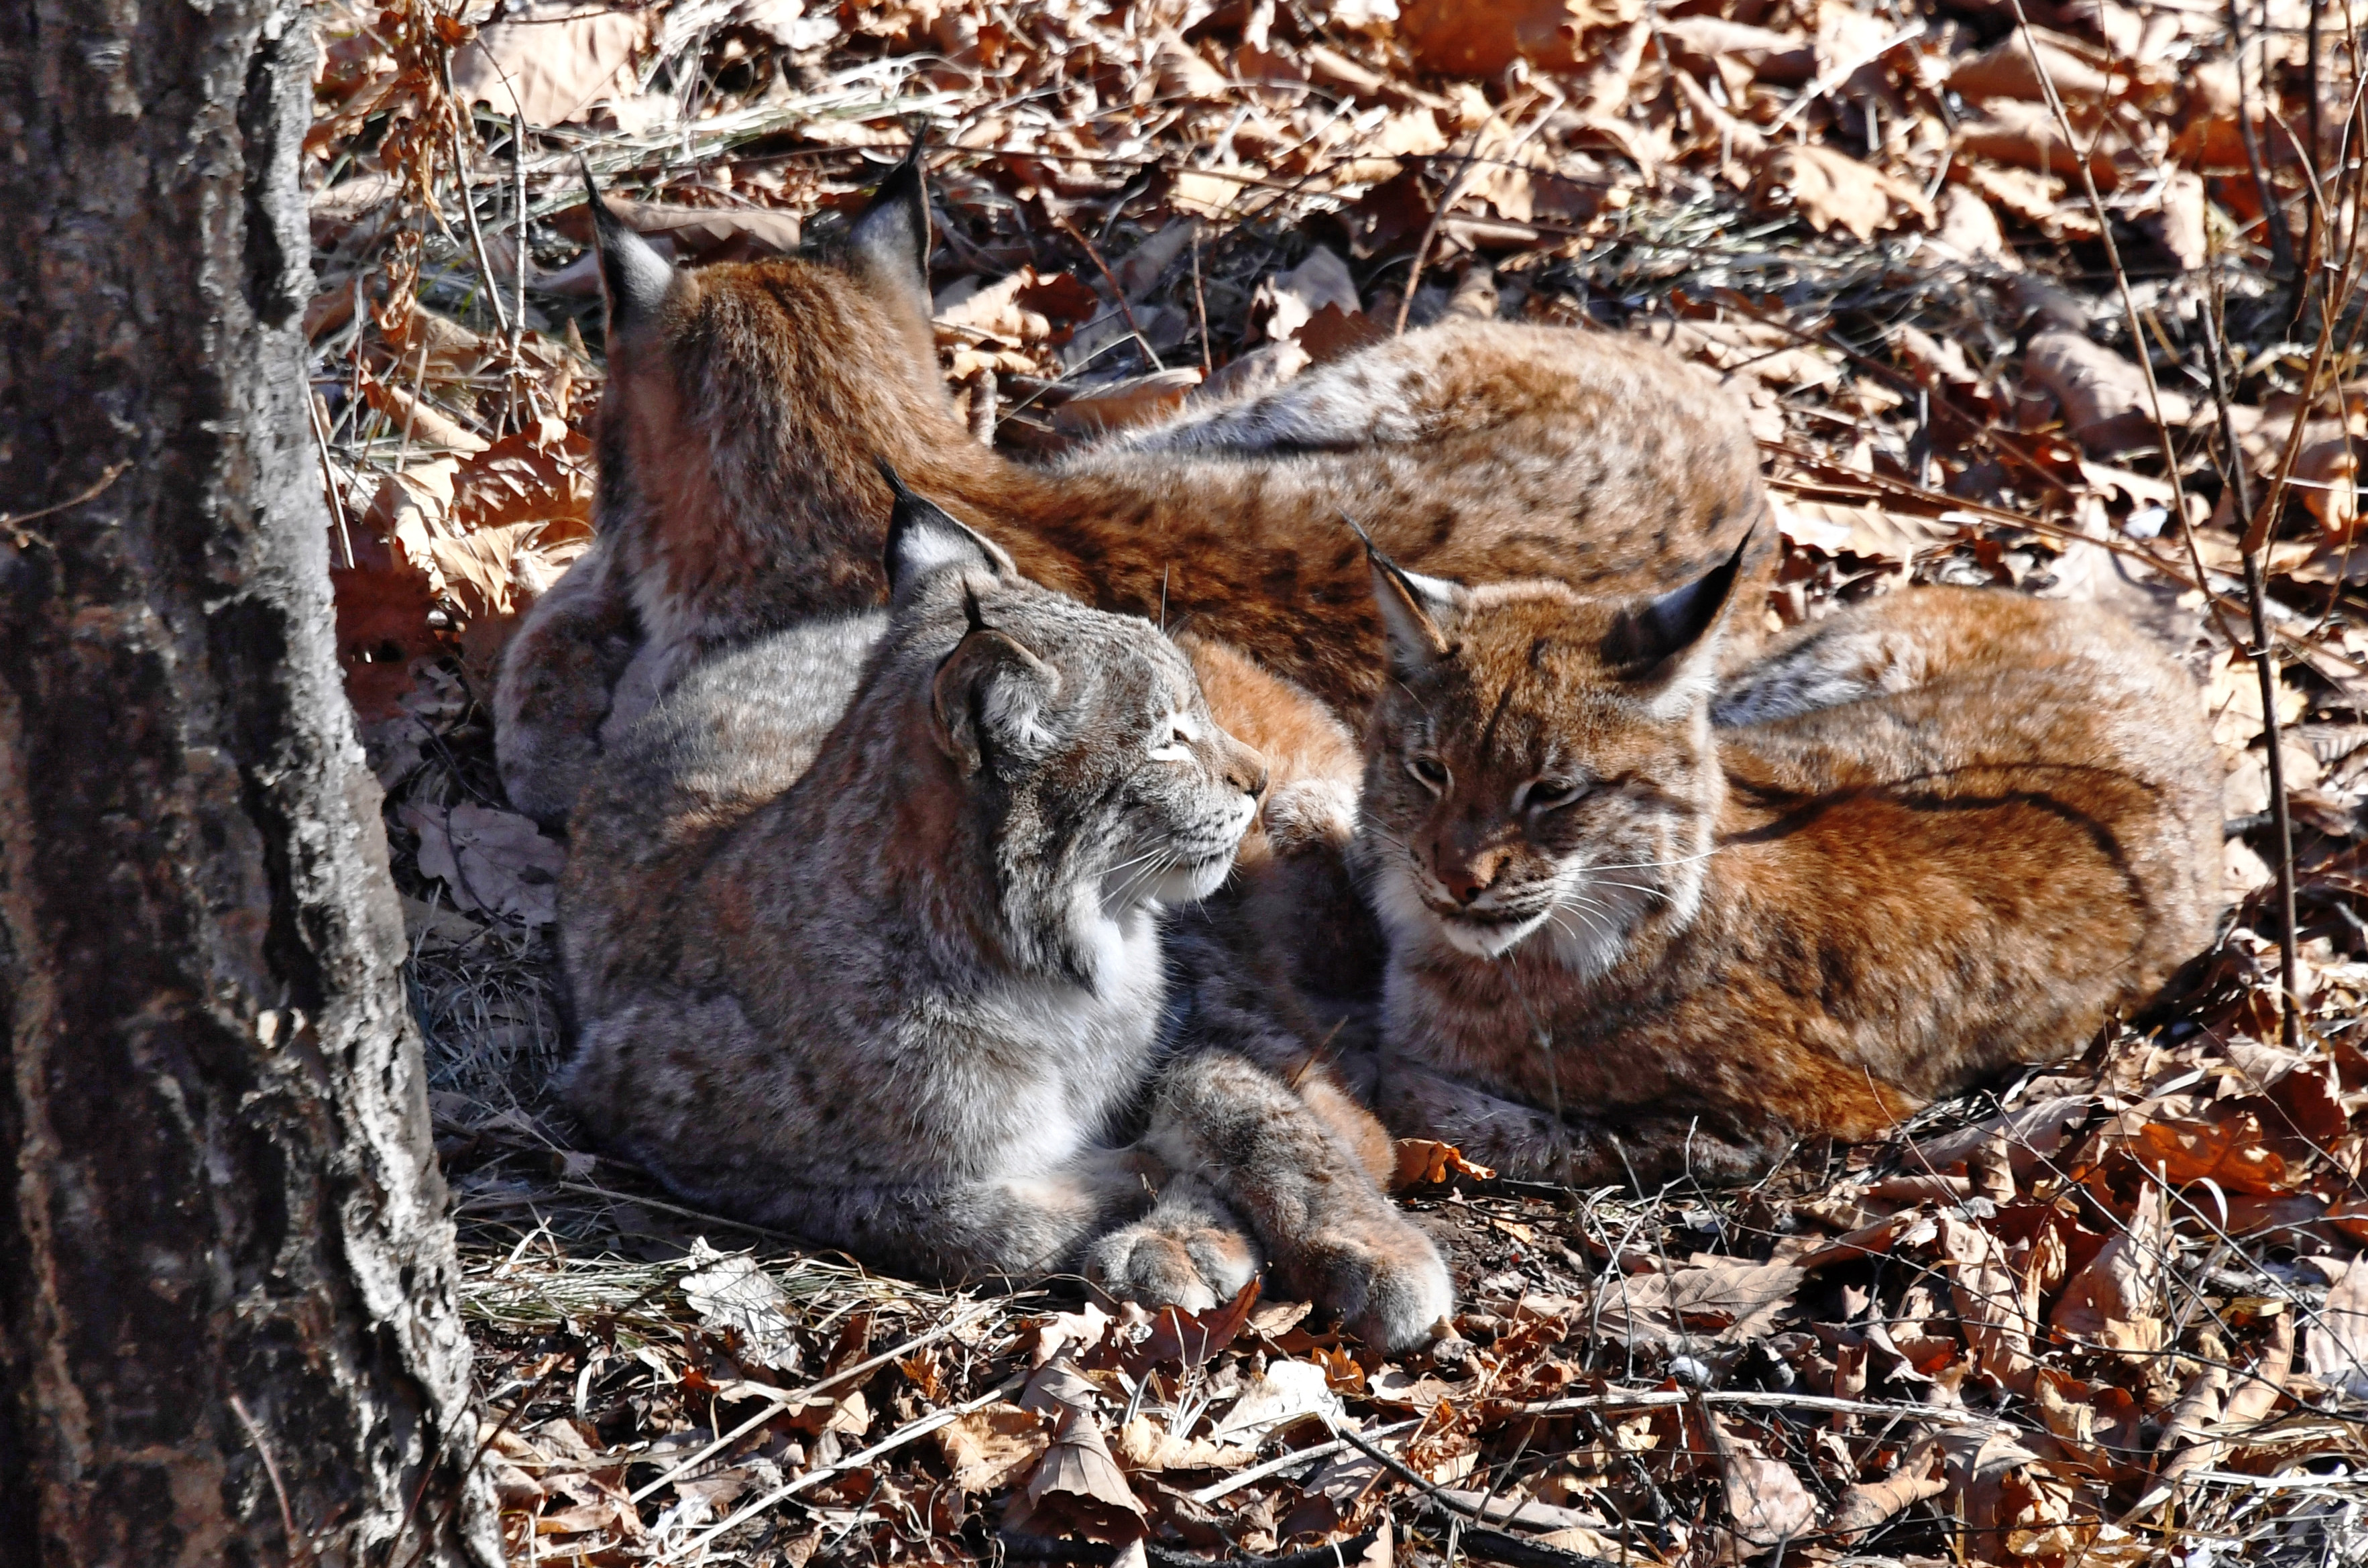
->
<box><xmin>1436</xmin><ymin>850</ymin><xmax>1505</xmax><ymax>906</ymax></box>
<box><xmin>1222</xmin><ymin>738</ymin><xmax>1268</xmax><ymax>801</ymax></box>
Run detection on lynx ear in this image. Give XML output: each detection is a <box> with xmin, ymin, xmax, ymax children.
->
<box><xmin>879</xmin><ymin>459</ymin><xmax>1016</xmax><ymax>606</ymax></box>
<box><xmin>932</xmin><ymin>626</ymin><xmax>1061</xmax><ymax>777</ymax></box>
<box><xmin>579</xmin><ymin>158</ymin><xmax>676</xmax><ymax>336</ymax></box>
<box><xmin>1365</xmin><ymin>544</ymin><xmax>1469</xmax><ymax>677</ymax></box>
<box><xmin>1605</xmin><ymin>529</ymin><xmax>1754</xmax><ymax>712</ymax></box>
<box><xmin>844</xmin><ymin>136</ymin><xmax>933</xmax><ymax>323</ymax></box>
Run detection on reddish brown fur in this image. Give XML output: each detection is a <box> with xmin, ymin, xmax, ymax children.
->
<box><xmin>496</xmin><ymin>219</ymin><xmax>1773</xmax><ymax>825</ymax></box>
<box><xmin>1357</xmin><ymin>579</ymin><xmax>2224</xmax><ymax>1186</ymax></box>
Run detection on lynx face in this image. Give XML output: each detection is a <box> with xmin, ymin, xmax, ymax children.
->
<box><xmin>1356</xmin><ymin>546</ymin><xmax>1745</xmax><ymax>968</ymax></box>
<box><xmin>876</xmin><ymin>470</ymin><xmax>1269</xmax><ymax>946</ymax></box>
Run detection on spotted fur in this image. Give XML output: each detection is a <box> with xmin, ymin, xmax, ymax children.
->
<box><xmin>1353</xmin><ymin>557</ymin><xmax>2224</xmax><ymax>1188</ymax></box>
<box><xmin>494</xmin><ymin>160</ymin><xmax>1772</xmax><ymax>827</ymax></box>
<box><xmin>559</xmin><ymin>484</ymin><xmax>1451</xmax><ymax>1347</ymax></box>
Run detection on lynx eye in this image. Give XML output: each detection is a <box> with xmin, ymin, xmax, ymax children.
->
<box><xmin>1149</xmin><ymin>712</ymin><xmax>1198</xmax><ymax>763</ymax></box>
<box><xmin>1518</xmin><ymin>777</ymin><xmax>1588</xmax><ymax>814</ymax></box>
<box><xmin>1406</xmin><ymin>754</ymin><xmax>1451</xmax><ymax>793</ymax></box>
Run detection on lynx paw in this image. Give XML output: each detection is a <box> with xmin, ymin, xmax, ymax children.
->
<box><xmin>1084</xmin><ymin>1209</ymin><xmax>1261</xmax><ymax>1314</ymax></box>
<box><xmin>1301</xmin><ymin>1217</ymin><xmax>1454</xmax><ymax>1353</ymax></box>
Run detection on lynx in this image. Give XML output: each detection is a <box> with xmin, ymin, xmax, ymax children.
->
<box><xmin>559</xmin><ymin>473</ymin><xmax>1451</xmax><ymax>1347</ymax></box>
<box><xmin>494</xmin><ymin>152</ymin><xmax>1772</xmax><ymax>828</ymax></box>
<box><xmin>1351</xmin><ymin>542</ymin><xmax>2224</xmax><ymax>1186</ymax></box>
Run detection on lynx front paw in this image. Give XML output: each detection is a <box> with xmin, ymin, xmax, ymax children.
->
<box><xmin>1084</xmin><ymin>1209</ymin><xmax>1261</xmax><ymax>1314</ymax></box>
<box><xmin>1300</xmin><ymin>1218</ymin><xmax>1454</xmax><ymax>1353</ymax></box>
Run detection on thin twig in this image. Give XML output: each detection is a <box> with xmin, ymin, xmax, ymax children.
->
<box><xmin>0</xmin><ymin>459</ymin><xmax>129</xmax><ymax>543</ymax></box>
<box><xmin>1188</xmin><ymin>1418</ymin><xmax>1421</xmax><ymax>1504</ymax></box>
<box><xmin>1047</xmin><ymin>207</ymin><xmax>1164</xmax><ymax>372</ymax></box>
<box><xmin>628</xmin><ymin>1299</ymin><xmax>995</xmax><ymax>1502</ymax></box>
<box><xmin>229</xmin><ymin>1394</ymin><xmax>315</xmax><ymax>1568</ymax></box>
<box><xmin>681</xmin><ymin>1371</ymin><xmax>1025</xmax><ymax>1552</ymax></box>
<box><xmin>2202</xmin><ymin>303</ymin><xmax>2304</xmax><ymax>1051</ymax></box>
<box><xmin>2231</xmin><ymin>0</ymin><xmax>2301</xmax><ymax>278</ymax></box>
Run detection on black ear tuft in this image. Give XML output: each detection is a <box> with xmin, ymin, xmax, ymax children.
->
<box><xmin>878</xmin><ymin>458</ymin><xmax>1016</xmax><ymax>601</ymax></box>
<box><xmin>843</xmin><ymin>135</ymin><xmax>933</xmax><ymax>319</ymax></box>
<box><xmin>1603</xmin><ymin>527</ymin><xmax>1754</xmax><ymax>672</ymax></box>
<box><xmin>579</xmin><ymin>156</ymin><xmax>675</xmax><ymax>335</ymax></box>
<box><xmin>1353</xmin><ymin>514</ymin><xmax>1467</xmax><ymax>675</ymax></box>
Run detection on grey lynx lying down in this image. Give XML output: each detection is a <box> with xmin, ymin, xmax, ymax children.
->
<box><xmin>557</xmin><ymin>472</ymin><xmax>1452</xmax><ymax>1349</ymax></box>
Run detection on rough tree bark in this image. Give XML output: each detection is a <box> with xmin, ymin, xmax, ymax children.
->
<box><xmin>0</xmin><ymin>1</ymin><xmax>497</xmax><ymax>1563</ymax></box>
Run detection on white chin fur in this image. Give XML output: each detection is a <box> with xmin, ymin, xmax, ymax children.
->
<box><xmin>1435</xmin><ymin>909</ymin><xmax>1549</xmax><ymax>958</ymax></box>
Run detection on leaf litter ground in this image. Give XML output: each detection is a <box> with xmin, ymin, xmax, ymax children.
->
<box><xmin>314</xmin><ymin>0</ymin><xmax>2368</xmax><ymax>1561</ymax></box>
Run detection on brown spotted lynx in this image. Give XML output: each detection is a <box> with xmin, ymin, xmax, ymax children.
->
<box><xmin>1351</xmin><ymin>543</ymin><xmax>2224</xmax><ymax>1186</ymax></box>
<box><xmin>559</xmin><ymin>475</ymin><xmax>1451</xmax><ymax>1347</ymax></box>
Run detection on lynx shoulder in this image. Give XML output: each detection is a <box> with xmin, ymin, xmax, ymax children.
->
<box><xmin>495</xmin><ymin>155</ymin><xmax>1770</xmax><ymax>827</ymax></box>
<box><xmin>1353</xmin><ymin>545</ymin><xmax>2224</xmax><ymax>1187</ymax></box>
<box><xmin>560</xmin><ymin>477</ymin><xmax>1450</xmax><ymax>1347</ymax></box>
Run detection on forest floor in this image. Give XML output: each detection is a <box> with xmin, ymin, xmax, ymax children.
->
<box><xmin>310</xmin><ymin>0</ymin><xmax>2368</xmax><ymax>1563</ymax></box>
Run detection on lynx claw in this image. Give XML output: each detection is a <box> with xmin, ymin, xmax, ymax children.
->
<box><xmin>1084</xmin><ymin>1214</ymin><xmax>1261</xmax><ymax>1314</ymax></box>
<box><xmin>1304</xmin><ymin>1219</ymin><xmax>1455</xmax><ymax>1354</ymax></box>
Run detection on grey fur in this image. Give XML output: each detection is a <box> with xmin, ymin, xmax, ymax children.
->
<box><xmin>559</xmin><ymin>504</ymin><xmax>1451</xmax><ymax>1346</ymax></box>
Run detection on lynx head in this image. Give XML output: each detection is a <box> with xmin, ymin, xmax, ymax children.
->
<box><xmin>876</xmin><ymin>467</ymin><xmax>1268</xmax><ymax>974</ymax></box>
<box><xmin>1356</xmin><ymin>537</ymin><xmax>1751</xmax><ymax>968</ymax></box>
<box><xmin>582</xmin><ymin>144</ymin><xmax>968</xmax><ymax>626</ymax></box>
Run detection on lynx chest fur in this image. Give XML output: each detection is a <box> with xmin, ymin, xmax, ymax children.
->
<box><xmin>1355</xmin><ymin>548</ymin><xmax>2224</xmax><ymax>1188</ymax></box>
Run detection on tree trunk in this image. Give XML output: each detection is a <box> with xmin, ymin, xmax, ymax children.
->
<box><xmin>0</xmin><ymin>1</ymin><xmax>497</xmax><ymax>1563</ymax></box>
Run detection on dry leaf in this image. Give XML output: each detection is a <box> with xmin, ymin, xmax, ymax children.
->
<box><xmin>2021</xmin><ymin>328</ymin><xmax>2193</xmax><ymax>454</ymax></box>
<box><xmin>1398</xmin><ymin>0</ymin><xmax>1638</xmax><ymax>76</ymax></box>
<box><xmin>400</xmin><ymin>801</ymin><xmax>568</xmax><ymax>926</ymax></box>
<box><xmin>2305</xmin><ymin>1255</ymin><xmax>2368</xmax><ymax>1396</ymax></box>
<box><xmin>1593</xmin><ymin>1256</ymin><xmax>1805</xmax><ymax>1346</ymax></box>
<box><xmin>679</xmin><ymin>1248</ymin><xmax>804</xmax><ymax>1373</ymax></box>
<box><xmin>1054</xmin><ymin>370</ymin><xmax>1204</xmax><ymax>436</ymax></box>
<box><xmin>1754</xmin><ymin>143</ymin><xmax>1934</xmax><ymax>242</ymax></box>
<box><xmin>1713</xmin><ymin>1416</ymin><xmax>1818</xmax><ymax>1550</ymax></box>
<box><xmin>1938</xmin><ymin>1212</ymin><xmax>2039</xmax><ymax>1393</ymax></box>
<box><xmin>1112</xmin><ymin>1416</ymin><xmax>1256</xmax><ymax>1473</ymax></box>
<box><xmin>1254</xmin><ymin>246</ymin><xmax>1361</xmax><ymax>345</ymax></box>
<box><xmin>2049</xmin><ymin>1185</ymin><xmax>2166</xmax><ymax>1359</ymax></box>
<box><xmin>451</xmin><ymin>0</ymin><xmax>655</xmax><ymax>127</ymax></box>
<box><xmin>1392</xmin><ymin>1139</ymin><xmax>1497</xmax><ymax>1190</ymax></box>
<box><xmin>936</xmin><ymin>1403</ymin><xmax>1053</xmax><ymax>1493</ymax></box>
<box><xmin>1208</xmin><ymin>1360</ymin><xmax>1341</xmax><ymax>1443</ymax></box>
<box><xmin>1948</xmin><ymin>28</ymin><xmax>2119</xmax><ymax>104</ymax></box>
<box><xmin>1830</xmin><ymin>1435</ymin><xmax>1948</xmax><ymax>1541</ymax></box>
<box><xmin>1005</xmin><ymin>1406</ymin><xmax>1147</xmax><ymax>1543</ymax></box>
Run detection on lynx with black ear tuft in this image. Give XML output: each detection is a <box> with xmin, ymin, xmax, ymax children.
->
<box><xmin>1601</xmin><ymin>528</ymin><xmax>1753</xmax><ymax>716</ymax></box>
<box><xmin>842</xmin><ymin>135</ymin><xmax>934</xmax><ymax>331</ymax></box>
<box><xmin>577</xmin><ymin>157</ymin><xmax>677</xmax><ymax>335</ymax></box>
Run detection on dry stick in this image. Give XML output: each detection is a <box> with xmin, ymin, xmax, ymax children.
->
<box><xmin>2202</xmin><ymin>306</ymin><xmax>2304</xmax><ymax>1052</ymax></box>
<box><xmin>2231</xmin><ymin>0</ymin><xmax>2301</xmax><ymax>279</ymax></box>
<box><xmin>0</xmin><ymin>459</ymin><xmax>129</xmax><ymax>544</ymax></box>
<box><xmin>229</xmin><ymin>1394</ymin><xmax>315</xmax><ymax>1568</ymax></box>
<box><xmin>626</xmin><ymin>1299</ymin><xmax>994</xmax><ymax>1503</ymax></box>
<box><xmin>2008</xmin><ymin>0</ymin><xmax>2249</xmax><ymax>658</ymax></box>
<box><xmin>308</xmin><ymin>391</ymin><xmax>355</xmax><ymax>570</ymax></box>
<box><xmin>682</xmin><ymin>1370</ymin><xmax>1025</xmax><ymax>1553</ymax></box>
<box><xmin>439</xmin><ymin>61</ymin><xmax>513</xmax><ymax>345</ymax></box>
<box><xmin>1190</xmin><ymin>230</ymin><xmax>1212</xmax><ymax>378</ymax></box>
<box><xmin>1046</xmin><ymin>207</ymin><xmax>1164</xmax><ymax>372</ymax></box>
<box><xmin>2309</xmin><ymin>0</ymin><xmax>2327</xmax><ymax>282</ymax></box>
<box><xmin>510</xmin><ymin>111</ymin><xmax>528</xmax><ymax>360</ymax></box>
<box><xmin>1188</xmin><ymin>1418</ymin><xmax>1422</xmax><ymax>1504</ymax></box>
<box><xmin>1322</xmin><ymin>1418</ymin><xmax>1622</xmax><ymax>1568</ymax></box>
<box><xmin>1394</xmin><ymin>125</ymin><xmax>1483</xmax><ymax>337</ymax></box>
